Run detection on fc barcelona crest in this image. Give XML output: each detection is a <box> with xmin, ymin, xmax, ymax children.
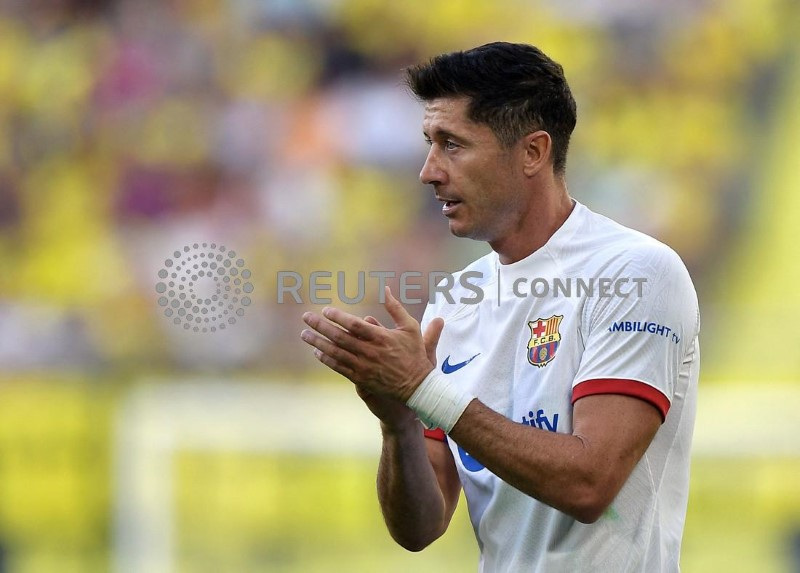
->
<box><xmin>527</xmin><ymin>315</ymin><xmax>563</xmax><ymax>367</ymax></box>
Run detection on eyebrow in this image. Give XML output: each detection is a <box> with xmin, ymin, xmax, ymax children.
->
<box><xmin>423</xmin><ymin>128</ymin><xmax>467</xmax><ymax>143</ymax></box>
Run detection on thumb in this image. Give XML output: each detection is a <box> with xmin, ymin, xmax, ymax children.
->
<box><xmin>422</xmin><ymin>317</ymin><xmax>444</xmax><ymax>366</ymax></box>
<box><xmin>383</xmin><ymin>286</ymin><xmax>415</xmax><ymax>329</ymax></box>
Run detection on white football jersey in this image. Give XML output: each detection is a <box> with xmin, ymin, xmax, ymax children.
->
<box><xmin>421</xmin><ymin>200</ymin><xmax>700</xmax><ymax>572</ymax></box>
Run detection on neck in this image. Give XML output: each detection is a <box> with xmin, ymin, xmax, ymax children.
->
<box><xmin>490</xmin><ymin>177</ymin><xmax>573</xmax><ymax>265</ymax></box>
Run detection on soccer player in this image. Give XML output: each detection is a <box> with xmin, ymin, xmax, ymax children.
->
<box><xmin>300</xmin><ymin>42</ymin><xmax>699</xmax><ymax>572</ymax></box>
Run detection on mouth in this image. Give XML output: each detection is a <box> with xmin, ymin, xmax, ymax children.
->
<box><xmin>438</xmin><ymin>198</ymin><xmax>462</xmax><ymax>216</ymax></box>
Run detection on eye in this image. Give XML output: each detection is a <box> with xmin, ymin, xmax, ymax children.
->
<box><xmin>444</xmin><ymin>140</ymin><xmax>460</xmax><ymax>151</ymax></box>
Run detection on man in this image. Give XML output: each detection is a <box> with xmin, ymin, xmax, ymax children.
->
<box><xmin>301</xmin><ymin>42</ymin><xmax>699</xmax><ymax>572</ymax></box>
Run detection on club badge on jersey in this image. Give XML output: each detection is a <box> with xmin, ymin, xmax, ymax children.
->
<box><xmin>527</xmin><ymin>315</ymin><xmax>563</xmax><ymax>367</ymax></box>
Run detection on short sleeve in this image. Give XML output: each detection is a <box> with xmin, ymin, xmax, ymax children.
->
<box><xmin>572</xmin><ymin>243</ymin><xmax>699</xmax><ymax>421</ymax></box>
<box><xmin>423</xmin><ymin>427</ymin><xmax>447</xmax><ymax>441</ymax></box>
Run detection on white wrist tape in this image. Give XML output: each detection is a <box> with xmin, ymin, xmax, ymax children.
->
<box><xmin>406</xmin><ymin>370</ymin><xmax>474</xmax><ymax>434</ymax></box>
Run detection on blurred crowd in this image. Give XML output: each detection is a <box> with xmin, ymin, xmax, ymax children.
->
<box><xmin>0</xmin><ymin>0</ymin><xmax>795</xmax><ymax>373</ymax></box>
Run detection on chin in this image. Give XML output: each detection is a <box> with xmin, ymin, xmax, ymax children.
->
<box><xmin>448</xmin><ymin>221</ymin><xmax>469</xmax><ymax>237</ymax></box>
<box><xmin>448</xmin><ymin>221</ymin><xmax>485</xmax><ymax>241</ymax></box>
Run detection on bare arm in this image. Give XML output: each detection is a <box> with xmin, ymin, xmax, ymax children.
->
<box><xmin>302</xmin><ymin>305</ymin><xmax>460</xmax><ymax>551</ymax></box>
<box><xmin>300</xmin><ymin>290</ymin><xmax>659</xmax><ymax>526</ymax></box>
<box><xmin>449</xmin><ymin>393</ymin><xmax>661</xmax><ymax>523</ymax></box>
<box><xmin>376</xmin><ymin>414</ymin><xmax>461</xmax><ymax>551</ymax></box>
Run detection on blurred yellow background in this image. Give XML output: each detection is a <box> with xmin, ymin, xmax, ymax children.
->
<box><xmin>0</xmin><ymin>0</ymin><xmax>799</xmax><ymax>571</ymax></box>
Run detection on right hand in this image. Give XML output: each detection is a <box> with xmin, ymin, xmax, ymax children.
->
<box><xmin>354</xmin><ymin>314</ymin><xmax>444</xmax><ymax>429</ymax></box>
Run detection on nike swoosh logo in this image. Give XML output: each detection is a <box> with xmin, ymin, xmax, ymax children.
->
<box><xmin>441</xmin><ymin>353</ymin><xmax>480</xmax><ymax>374</ymax></box>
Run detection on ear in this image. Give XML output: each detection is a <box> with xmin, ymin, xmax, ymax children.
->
<box><xmin>521</xmin><ymin>130</ymin><xmax>552</xmax><ymax>177</ymax></box>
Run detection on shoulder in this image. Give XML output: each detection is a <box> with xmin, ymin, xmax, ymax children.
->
<box><xmin>575</xmin><ymin>207</ymin><xmax>699</xmax><ymax>335</ymax></box>
<box><xmin>568</xmin><ymin>204</ymin><xmax>693</xmax><ymax>286</ymax></box>
<box><xmin>425</xmin><ymin>251</ymin><xmax>497</xmax><ymax>294</ymax></box>
<box><xmin>452</xmin><ymin>251</ymin><xmax>496</xmax><ymax>284</ymax></box>
<box><xmin>423</xmin><ymin>252</ymin><xmax>495</xmax><ymax>322</ymax></box>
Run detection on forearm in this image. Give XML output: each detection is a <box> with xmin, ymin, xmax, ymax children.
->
<box><xmin>449</xmin><ymin>400</ymin><xmax>609</xmax><ymax>523</ymax></box>
<box><xmin>377</xmin><ymin>419</ymin><xmax>450</xmax><ymax>550</ymax></box>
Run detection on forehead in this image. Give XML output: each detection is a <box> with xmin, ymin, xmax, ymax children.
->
<box><xmin>422</xmin><ymin>97</ymin><xmax>479</xmax><ymax>136</ymax></box>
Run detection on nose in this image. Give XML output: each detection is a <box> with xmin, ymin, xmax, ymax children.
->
<box><xmin>420</xmin><ymin>147</ymin><xmax>446</xmax><ymax>186</ymax></box>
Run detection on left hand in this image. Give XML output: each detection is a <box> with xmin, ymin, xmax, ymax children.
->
<box><xmin>300</xmin><ymin>287</ymin><xmax>444</xmax><ymax>403</ymax></box>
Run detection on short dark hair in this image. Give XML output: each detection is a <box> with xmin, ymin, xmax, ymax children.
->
<box><xmin>405</xmin><ymin>42</ymin><xmax>577</xmax><ymax>174</ymax></box>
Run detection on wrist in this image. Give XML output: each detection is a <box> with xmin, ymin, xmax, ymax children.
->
<box><xmin>397</xmin><ymin>365</ymin><xmax>436</xmax><ymax>403</ymax></box>
<box><xmin>379</xmin><ymin>413</ymin><xmax>422</xmax><ymax>438</ymax></box>
<box><xmin>405</xmin><ymin>370</ymin><xmax>474</xmax><ymax>434</ymax></box>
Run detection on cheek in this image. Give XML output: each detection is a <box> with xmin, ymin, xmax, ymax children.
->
<box><xmin>470</xmin><ymin>171</ymin><xmax>504</xmax><ymax>209</ymax></box>
<box><xmin>459</xmin><ymin>163</ymin><xmax>492</xmax><ymax>195</ymax></box>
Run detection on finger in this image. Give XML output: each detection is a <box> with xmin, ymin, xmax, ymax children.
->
<box><xmin>303</xmin><ymin>311</ymin><xmax>363</xmax><ymax>353</ymax></box>
<box><xmin>320</xmin><ymin>307</ymin><xmax>379</xmax><ymax>340</ymax></box>
<box><xmin>313</xmin><ymin>348</ymin><xmax>356</xmax><ymax>380</ymax></box>
<box><xmin>383</xmin><ymin>286</ymin><xmax>416</xmax><ymax>329</ymax></box>
<box><xmin>300</xmin><ymin>328</ymin><xmax>359</xmax><ymax>368</ymax></box>
<box><xmin>423</xmin><ymin>317</ymin><xmax>444</xmax><ymax>364</ymax></box>
<box><xmin>364</xmin><ymin>315</ymin><xmax>385</xmax><ymax>328</ymax></box>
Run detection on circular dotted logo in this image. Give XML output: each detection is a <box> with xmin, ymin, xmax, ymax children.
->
<box><xmin>155</xmin><ymin>243</ymin><xmax>254</xmax><ymax>333</ymax></box>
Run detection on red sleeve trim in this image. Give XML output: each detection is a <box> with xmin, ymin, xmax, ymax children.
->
<box><xmin>572</xmin><ymin>378</ymin><xmax>670</xmax><ymax>422</ymax></box>
<box><xmin>423</xmin><ymin>427</ymin><xmax>446</xmax><ymax>441</ymax></box>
